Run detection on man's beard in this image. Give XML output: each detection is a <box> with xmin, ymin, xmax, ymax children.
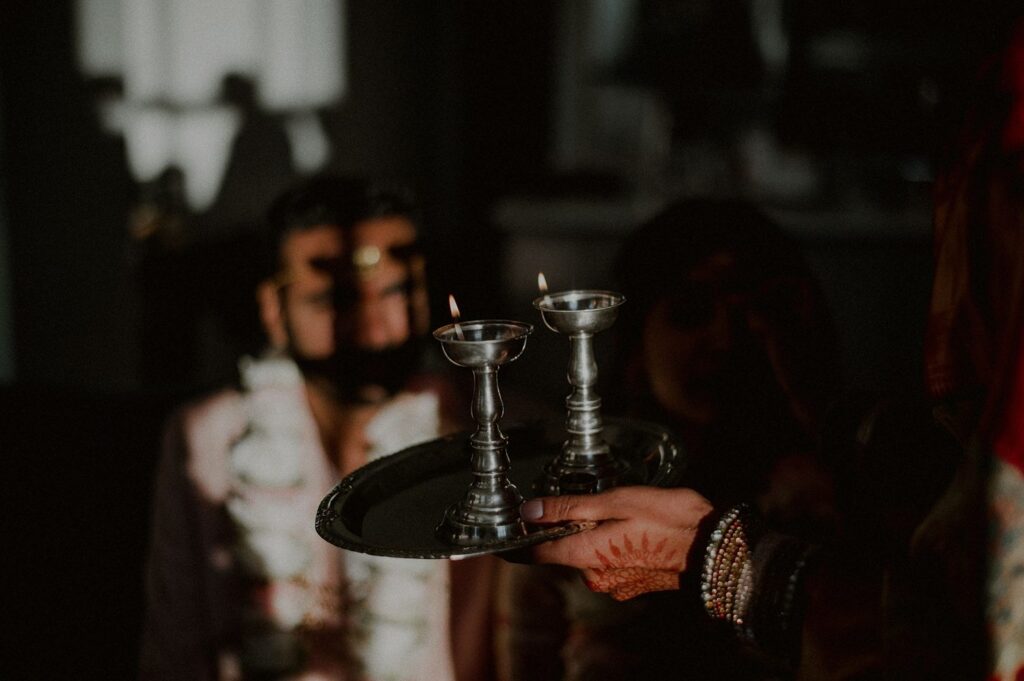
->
<box><xmin>293</xmin><ymin>337</ymin><xmax>426</xmax><ymax>403</ymax></box>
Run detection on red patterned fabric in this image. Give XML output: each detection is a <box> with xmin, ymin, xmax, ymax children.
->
<box><xmin>925</xmin><ymin>21</ymin><xmax>1024</xmax><ymax>680</ymax></box>
<box><xmin>926</xmin><ymin>21</ymin><xmax>1024</xmax><ymax>473</ymax></box>
<box><xmin>1002</xmin><ymin>24</ymin><xmax>1024</xmax><ymax>151</ymax></box>
<box><xmin>995</xmin><ymin>342</ymin><xmax>1024</xmax><ymax>475</ymax></box>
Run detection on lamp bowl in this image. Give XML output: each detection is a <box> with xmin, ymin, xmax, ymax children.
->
<box><xmin>433</xmin><ymin>320</ymin><xmax>532</xmax><ymax>369</ymax></box>
<box><xmin>533</xmin><ymin>290</ymin><xmax>625</xmax><ymax>335</ymax></box>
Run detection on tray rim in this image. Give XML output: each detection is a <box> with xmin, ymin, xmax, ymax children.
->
<box><xmin>315</xmin><ymin>417</ymin><xmax>684</xmax><ymax>559</ymax></box>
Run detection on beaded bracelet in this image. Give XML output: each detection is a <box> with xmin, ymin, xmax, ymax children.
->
<box><xmin>700</xmin><ymin>503</ymin><xmax>759</xmax><ymax>632</ymax></box>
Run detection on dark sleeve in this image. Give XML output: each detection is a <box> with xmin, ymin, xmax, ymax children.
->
<box><xmin>700</xmin><ymin>511</ymin><xmax>885</xmax><ymax>678</ymax></box>
<box><xmin>718</xmin><ymin>396</ymin><xmax>966</xmax><ymax>677</ymax></box>
<box><xmin>741</xmin><ymin>531</ymin><xmax>817</xmax><ymax>662</ymax></box>
<box><xmin>138</xmin><ymin>414</ymin><xmax>216</xmax><ymax>681</ymax></box>
<box><xmin>794</xmin><ymin>545</ymin><xmax>886</xmax><ymax>680</ymax></box>
<box><xmin>741</xmin><ymin>532</ymin><xmax>885</xmax><ymax>679</ymax></box>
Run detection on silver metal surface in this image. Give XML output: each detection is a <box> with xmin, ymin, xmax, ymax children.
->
<box><xmin>432</xmin><ymin>320</ymin><xmax>532</xmax><ymax>545</ymax></box>
<box><xmin>315</xmin><ymin>419</ymin><xmax>684</xmax><ymax>559</ymax></box>
<box><xmin>534</xmin><ymin>290</ymin><xmax>627</xmax><ymax>493</ymax></box>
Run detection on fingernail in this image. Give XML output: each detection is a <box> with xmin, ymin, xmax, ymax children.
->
<box><xmin>521</xmin><ymin>499</ymin><xmax>543</xmax><ymax>521</ymax></box>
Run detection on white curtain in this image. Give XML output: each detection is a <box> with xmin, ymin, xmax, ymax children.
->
<box><xmin>76</xmin><ymin>0</ymin><xmax>346</xmax><ymax>210</ymax></box>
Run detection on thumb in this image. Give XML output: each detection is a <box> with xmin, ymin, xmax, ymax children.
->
<box><xmin>521</xmin><ymin>492</ymin><xmax>619</xmax><ymax>524</ymax></box>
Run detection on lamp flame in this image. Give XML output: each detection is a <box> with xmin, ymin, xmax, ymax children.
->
<box><xmin>448</xmin><ymin>294</ymin><xmax>465</xmax><ymax>340</ymax></box>
<box><xmin>537</xmin><ymin>272</ymin><xmax>553</xmax><ymax>307</ymax></box>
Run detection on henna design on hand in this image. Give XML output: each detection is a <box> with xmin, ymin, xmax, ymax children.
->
<box><xmin>585</xmin><ymin>568</ymin><xmax>679</xmax><ymax>601</ymax></box>
<box><xmin>583</xmin><ymin>532</ymin><xmax>683</xmax><ymax>600</ymax></box>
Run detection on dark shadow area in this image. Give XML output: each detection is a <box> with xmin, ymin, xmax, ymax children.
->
<box><xmin>1</xmin><ymin>386</ymin><xmax>184</xmax><ymax>679</ymax></box>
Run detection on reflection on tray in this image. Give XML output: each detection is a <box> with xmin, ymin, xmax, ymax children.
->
<box><xmin>315</xmin><ymin>418</ymin><xmax>683</xmax><ymax>559</ymax></box>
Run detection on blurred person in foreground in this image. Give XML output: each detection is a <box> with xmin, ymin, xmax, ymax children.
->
<box><xmin>140</xmin><ymin>176</ymin><xmax>495</xmax><ymax>681</ymax></box>
<box><xmin>496</xmin><ymin>200</ymin><xmax>842</xmax><ymax>681</ymax></box>
<box><xmin>520</xmin><ymin>22</ymin><xmax>1024</xmax><ymax>681</ymax></box>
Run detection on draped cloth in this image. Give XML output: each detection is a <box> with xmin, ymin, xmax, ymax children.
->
<box><xmin>925</xmin><ymin>20</ymin><xmax>1024</xmax><ymax>680</ymax></box>
<box><xmin>926</xmin><ymin>22</ymin><xmax>1024</xmax><ymax>464</ymax></box>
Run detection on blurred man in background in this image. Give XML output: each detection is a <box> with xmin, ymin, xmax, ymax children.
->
<box><xmin>141</xmin><ymin>176</ymin><xmax>494</xmax><ymax>681</ymax></box>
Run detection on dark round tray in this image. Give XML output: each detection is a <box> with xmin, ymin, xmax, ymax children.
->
<box><xmin>315</xmin><ymin>417</ymin><xmax>684</xmax><ymax>559</ymax></box>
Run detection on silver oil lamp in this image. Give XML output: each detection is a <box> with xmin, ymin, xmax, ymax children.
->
<box><xmin>432</xmin><ymin>299</ymin><xmax>532</xmax><ymax>545</ymax></box>
<box><xmin>534</xmin><ymin>281</ymin><xmax>628</xmax><ymax>493</ymax></box>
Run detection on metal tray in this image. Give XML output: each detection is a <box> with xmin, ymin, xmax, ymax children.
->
<box><xmin>315</xmin><ymin>417</ymin><xmax>683</xmax><ymax>559</ymax></box>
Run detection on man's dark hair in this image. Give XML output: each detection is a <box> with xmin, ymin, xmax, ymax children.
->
<box><xmin>263</xmin><ymin>174</ymin><xmax>419</xmax><ymax>277</ymax></box>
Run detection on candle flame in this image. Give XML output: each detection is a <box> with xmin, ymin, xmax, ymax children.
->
<box><xmin>448</xmin><ymin>294</ymin><xmax>465</xmax><ymax>340</ymax></box>
<box><xmin>538</xmin><ymin>272</ymin><xmax>549</xmax><ymax>294</ymax></box>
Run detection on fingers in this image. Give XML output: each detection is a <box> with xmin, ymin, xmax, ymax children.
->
<box><xmin>522</xmin><ymin>487</ymin><xmax>713</xmax><ymax>528</ymax></box>
<box><xmin>522</xmin><ymin>486</ymin><xmax>664</xmax><ymax>524</ymax></box>
<box><xmin>531</xmin><ymin>520</ymin><xmax>628</xmax><ymax>568</ymax></box>
<box><xmin>521</xmin><ymin>493</ymin><xmax>619</xmax><ymax>524</ymax></box>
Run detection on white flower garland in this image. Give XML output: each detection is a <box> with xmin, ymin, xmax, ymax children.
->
<box><xmin>226</xmin><ymin>354</ymin><xmax>331</xmax><ymax>675</ymax></box>
<box><xmin>345</xmin><ymin>391</ymin><xmax>455</xmax><ymax>681</ymax></box>
<box><xmin>224</xmin><ymin>353</ymin><xmax>455</xmax><ymax>681</ymax></box>
<box><xmin>988</xmin><ymin>457</ymin><xmax>1024</xmax><ymax>679</ymax></box>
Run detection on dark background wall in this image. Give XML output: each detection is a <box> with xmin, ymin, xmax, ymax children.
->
<box><xmin>0</xmin><ymin>1</ymin><xmax>1016</xmax><ymax>678</ymax></box>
